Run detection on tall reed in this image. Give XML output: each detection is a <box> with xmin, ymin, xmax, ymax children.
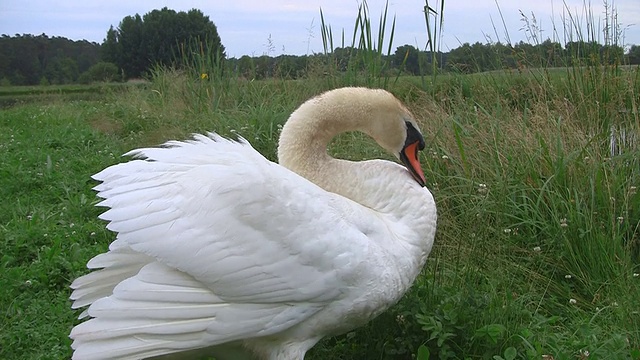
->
<box><xmin>319</xmin><ymin>0</ymin><xmax>397</xmax><ymax>88</ymax></box>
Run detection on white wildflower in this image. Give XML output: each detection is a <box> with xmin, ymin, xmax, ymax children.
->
<box><xmin>565</xmin><ymin>274</ymin><xmax>572</xmax><ymax>279</ymax></box>
<box><xmin>560</xmin><ymin>218</ymin><xmax>568</xmax><ymax>227</ymax></box>
<box><xmin>533</xmin><ymin>246</ymin><xmax>542</xmax><ymax>252</ymax></box>
<box><xmin>503</xmin><ymin>228</ymin><xmax>512</xmax><ymax>234</ymax></box>
<box><xmin>569</xmin><ymin>298</ymin><xmax>577</xmax><ymax>305</ymax></box>
<box><xmin>633</xmin><ymin>273</ymin><xmax>639</xmax><ymax>277</ymax></box>
<box><xmin>441</xmin><ymin>155</ymin><xmax>449</xmax><ymax>160</ymax></box>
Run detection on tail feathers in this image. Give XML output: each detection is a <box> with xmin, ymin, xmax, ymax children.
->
<box><xmin>70</xmin><ymin>247</ymin><xmax>152</xmax><ymax>315</ymax></box>
<box><xmin>70</xmin><ymin>262</ymin><xmax>300</xmax><ymax>360</ymax></box>
<box><xmin>71</xmin><ymin>315</ymin><xmax>216</xmax><ymax>342</ymax></box>
<box><xmin>71</xmin><ymin>264</ymin><xmax>221</xmax><ymax>360</ymax></box>
<box><xmin>71</xmin><ymin>332</ymin><xmax>207</xmax><ymax>360</ymax></box>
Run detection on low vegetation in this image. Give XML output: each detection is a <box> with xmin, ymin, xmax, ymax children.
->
<box><xmin>1</xmin><ymin>1</ymin><xmax>639</xmax><ymax>359</ymax></box>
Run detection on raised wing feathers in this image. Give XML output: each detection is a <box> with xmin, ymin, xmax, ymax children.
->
<box><xmin>71</xmin><ymin>134</ymin><xmax>388</xmax><ymax>359</ymax></box>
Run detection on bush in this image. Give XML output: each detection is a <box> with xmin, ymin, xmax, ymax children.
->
<box><xmin>78</xmin><ymin>62</ymin><xmax>121</xmax><ymax>84</ymax></box>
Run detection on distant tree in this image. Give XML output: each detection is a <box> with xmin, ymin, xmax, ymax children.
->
<box><xmin>628</xmin><ymin>45</ymin><xmax>640</xmax><ymax>65</ymax></box>
<box><xmin>254</xmin><ymin>55</ymin><xmax>273</xmax><ymax>79</ymax></box>
<box><xmin>101</xmin><ymin>26</ymin><xmax>121</xmax><ymax>66</ymax></box>
<box><xmin>236</xmin><ymin>55</ymin><xmax>255</xmax><ymax>79</ymax></box>
<box><xmin>0</xmin><ymin>34</ymin><xmax>99</xmax><ymax>85</ymax></box>
<box><xmin>274</xmin><ymin>55</ymin><xmax>302</xmax><ymax>79</ymax></box>
<box><xmin>539</xmin><ymin>39</ymin><xmax>563</xmax><ymax>67</ymax></box>
<box><xmin>600</xmin><ymin>44</ymin><xmax>624</xmax><ymax>64</ymax></box>
<box><xmin>103</xmin><ymin>8</ymin><xmax>226</xmax><ymax>78</ymax></box>
<box><xmin>331</xmin><ymin>47</ymin><xmax>357</xmax><ymax>72</ymax></box>
<box><xmin>44</xmin><ymin>55</ymin><xmax>79</xmax><ymax>84</ymax></box>
<box><xmin>446</xmin><ymin>43</ymin><xmax>474</xmax><ymax>73</ymax></box>
<box><xmin>116</xmin><ymin>14</ymin><xmax>146</xmax><ymax>78</ymax></box>
<box><xmin>78</xmin><ymin>62</ymin><xmax>121</xmax><ymax>83</ymax></box>
<box><xmin>393</xmin><ymin>45</ymin><xmax>420</xmax><ymax>75</ymax></box>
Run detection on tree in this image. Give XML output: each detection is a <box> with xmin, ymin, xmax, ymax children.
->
<box><xmin>44</xmin><ymin>55</ymin><xmax>79</xmax><ymax>84</ymax></box>
<box><xmin>393</xmin><ymin>45</ymin><xmax>420</xmax><ymax>75</ymax></box>
<box><xmin>101</xmin><ymin>26</ymin><xmax>121</xmax><ymax>66</ymax></box>
<box><xmin>78</xmin><ymin>62</ymin><xmax>121</xmax><ymax>83</ymax></box>
<box><xmin>628</xmin><ymin>45</ymin><xmax>640</xmax><ymax>65</ymax></box>
<box><xmin>116</xmin><ymin>14</ymin><xmax>145</xmax><ymax>78</ymax></box>
<box><xmin>0</xmin><ymin>34</ymin><xmax>100</xmax><ymax>85</ymax></box>
<box><xmin>103</xmin><ymin>8</ymin><xmax>226</xmax><ymax>79</ymax></box>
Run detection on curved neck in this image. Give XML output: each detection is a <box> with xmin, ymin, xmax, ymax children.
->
<box><xmin>277</xmin><ymin>102</ymin><xmax>363</xmax><ymax>198</ymax></box>
<box><xmin>276</xmin><ymin>90</ymin><xmax>436</xmax><ymax>260</ymax></box>
<box><xmin>277</xmin><ymin>107</ymin><xmax>405</xmax><ymax>212</ymax></box>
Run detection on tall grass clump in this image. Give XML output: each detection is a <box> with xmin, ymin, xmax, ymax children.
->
<box><xmin>319</xmin><ymin>0</ymin><xmax>398</xmax><ymax>88</ymax></box>
<box><xmin>382</xmin><ymin>1</ymin><xmax>639</xmax><ymax>359</ymax></box>
<box><xmin>422</xmin><ymin>0</ymin><xmax>445</xmax><ymax>85</ymax></box>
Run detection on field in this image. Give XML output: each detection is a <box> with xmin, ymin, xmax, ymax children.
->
<box><xmin>0</xmin><ymin>64</ymin><xmax>639</xmax><ymax>360</ymax></box>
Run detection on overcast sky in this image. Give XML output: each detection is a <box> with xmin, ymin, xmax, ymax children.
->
<box><xmin>1</xmin><ymin>0</ymin><xmax>638</xmax><ymax>57</ymax></box>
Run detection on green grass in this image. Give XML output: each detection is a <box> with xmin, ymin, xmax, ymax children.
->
<box><xmin>0</xmin><ymin>102</ymin><xmax>124</xmax><ymax>358</ymax></box>
<box><xmin>1</xmin><ymin>2</ymin><xmax>640</xmax><ymax>359</ymax></box>
<box><xmin>0</xmin><ymin>82</ymin><xmax>143</xmax><ymax>109</ymax></box>
<box><xmin>0</xmin><ymin>67</ymin><xmax>638</xmax><ymax>360</ymax></box>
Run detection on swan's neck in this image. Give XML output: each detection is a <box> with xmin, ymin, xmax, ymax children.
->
<box><xmin>277</xmin><ymin>106</ymin><xmax>368</xmax><ymax>199</ymax></box>
<box><xmin>277</xmin><ymin>104</ymin><xmax>417</xmax><ymax>215</ymax></box>
<box><xmin>277</xmin><ymin>103</ymin><xmax>436</xmax><ymax>279</ymax></box>
<box><xmin>278</xmin><ymin>115</ymin><xmax>435</xmax><ymax>270</ymax></box>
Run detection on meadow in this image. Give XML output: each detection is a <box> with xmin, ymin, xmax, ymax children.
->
<box><xmin>1</xmin><ymin>4</ymin><xmax>640</xmax><ymax>359</ymax></box>
<box><xmin>1</xmin><ymin>62</ymin><xmax>639</xmax><ymax>359</ymax></box>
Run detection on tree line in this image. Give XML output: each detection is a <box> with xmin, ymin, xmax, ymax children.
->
<box><xmin>1</xmin><ymin>7</ymin><xmax>640</xmax><ymax>86</ymax></box>
<box><xmin>226</xmin><ymin>41</ymin><xmax>640</xmax><ymax>80</ymax></box>
<box><xmin>0</xmin><ymin>34</ymin><xmax>104</xmax><ymax>86</ymax></box>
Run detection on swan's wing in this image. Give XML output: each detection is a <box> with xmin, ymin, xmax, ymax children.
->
<box><xmin>71</xmin><ymin>134</ymin><xmax>384</xmax><ymax>359</ymax></box>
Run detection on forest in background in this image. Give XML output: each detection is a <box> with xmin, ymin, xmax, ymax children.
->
<box><xmin>1</xmin><ymin>5</ymin><xmax>640</xmax><ymax>86</ymax></box>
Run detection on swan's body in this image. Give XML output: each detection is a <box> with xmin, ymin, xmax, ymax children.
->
<box><xmin>70</xmin><ymin>87</ymin><xmax>437</xmax><ymax>360</ymax></box>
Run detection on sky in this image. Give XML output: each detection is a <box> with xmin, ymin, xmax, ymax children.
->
<box><xmin>0</xmin><ymin>0</ymin><xmax>638</xmax><ymax>58</ymax></box>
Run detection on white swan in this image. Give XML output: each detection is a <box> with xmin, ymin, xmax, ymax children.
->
<box><xmin>69</xmin><ymin>87</ymin><xmax>437</xmax><ymax>360</ymax></box>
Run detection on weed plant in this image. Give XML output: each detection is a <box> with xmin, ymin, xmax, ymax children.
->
<box><xmin>0</xmin><ymin>1</ymin><xmax>638</xmax><ymax>359</ymax></box>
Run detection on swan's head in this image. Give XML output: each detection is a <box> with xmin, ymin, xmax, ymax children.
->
<box><xmin>279</xmin><ymin>87</ymin><xmax>427</xmax><ymax>186</ymax></box>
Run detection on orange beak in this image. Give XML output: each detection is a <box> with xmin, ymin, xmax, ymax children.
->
<box><xmin>400</xmin><ymin>141</ymin><xmax>426</xmax><ymax>187</ymax></box>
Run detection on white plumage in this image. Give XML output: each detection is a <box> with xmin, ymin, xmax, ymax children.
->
<box><xmin>70</xmin><ymin>87</ymin><xmax>437</xmax><ymax>360</ymax></box>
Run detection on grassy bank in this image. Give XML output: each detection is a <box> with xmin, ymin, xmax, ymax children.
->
<box><xmin>0</xmin><ymin>65</ymin><xmax>638</xmax><ymax>359</ymax></box>
<box><xmin>1</xmin><ymin>1</ymin><xmax>639</xmax><ymax>357</ymax></box>
<box><xmin>0</xmin><ymin>82</ymin><xmax>143</xmax><ymax>109</ymax></box>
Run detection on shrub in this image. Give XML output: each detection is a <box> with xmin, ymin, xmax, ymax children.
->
<box><xmin>78</xmin><ymin>62</ymin><xmax>121</xmax><ymax>84</ymax></box>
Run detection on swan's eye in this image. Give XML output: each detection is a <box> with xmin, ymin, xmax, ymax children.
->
<box><xmin>404</xmin><ymin>121</ymin><xmax>425</xmax><ymax>150</ymax></box>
